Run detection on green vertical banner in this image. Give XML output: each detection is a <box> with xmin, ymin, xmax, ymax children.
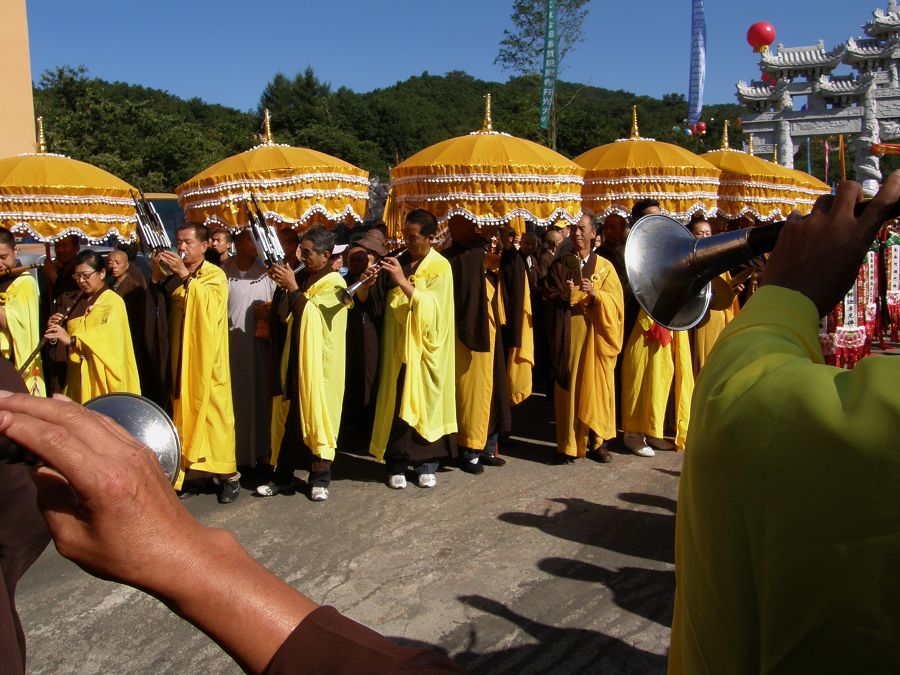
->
<box><xmin>539</xmin><ymin>0</ymin><xmax>558</xmax><ymax>130</ymax></box>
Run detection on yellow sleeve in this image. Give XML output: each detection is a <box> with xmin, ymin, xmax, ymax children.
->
<box><xmin>399</xmin><ymin>251</ymin><xmax>457</xmax><ymax>442</ymax></box>
<box><xmin>68</xmin><ymin>292</ymin><xmax>140</xmax><ymax>399</ymax></box>
<box><xmin>175</xmin><ymin>268</ymin><xmax>235</xmax><ymax>473</ymax></box>
<box><xmin>588</xmin><ymin>260</ymin><xmax>625</xmax><ymax>358</ymax></box>
<box><xmin>4</xmin><ymin>276</ymin><xmax>45</xmax><ymax>396</ymax></box>
<box><xmin>672</xmin><ymin>285</ymin><xmax>900</xmax><ymax>674</ymax></box>
<box><xmin>297</xmin><ymin>273</ymin><xmax>347</xmax><ymax>461</ymax></box>
<box><xmin>507</xmin><ymin>271</ymin><xmax>534</xmax><ymax>406</ymax></box>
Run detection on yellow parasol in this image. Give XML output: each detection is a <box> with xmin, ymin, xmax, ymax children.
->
<box><xmin>702</xmin><ymin>121</ymin><xmax>828</xmax><ymax>221</ymax></box>
<box><xmin>574</xmin><ymin>106</ymin><xmax>720</xmax><ymax>221</ymax></box>
<box><xmin>176</xmin><ymin>110</ymin><xmax>369</xmax><ymax>230</ymax></box>
<box><xmin>0</xmin><ymin>118</ymin><xmax>137</xmax><ymax>243</ymax></box>
<box><xmin>384</xmin><ymin>95</ymin><xmax>584</xmax><ymax>238</ymax></box>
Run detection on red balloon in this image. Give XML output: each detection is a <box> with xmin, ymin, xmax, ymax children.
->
<box><xmin>695</xmin><ymin>121</ymin><xmax>707</xmax><ymax>133</ymax></box>
<box><xmin>747</xmin><ymin>22</ymin><xmax>776</xmax><ymax>51</ymax></box>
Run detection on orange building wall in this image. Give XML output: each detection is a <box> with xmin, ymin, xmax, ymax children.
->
<box><xmin>0</xmin><ymin>0</ymin><xmax>36</xmax><ymax>157</ymax></box>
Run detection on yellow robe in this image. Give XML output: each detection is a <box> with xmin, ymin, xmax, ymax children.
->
<box><xmin>621</xmin><ymin>309</ymin><xmax>694</xmax><ymax>449</ymax></box>
<box><xmin>64</xmin><ymin>289</ymin><xmax>140</xmax><ymax>403</ymax></box>
<box><xmin>169</xmin><ymin>264</ymin><xmax>235</xmax><ymax>486</ymax></box>
<box><xmin>270</xmin><ymin>271</ymin><xmax>347</xmax><ymax>464</ymax></box>
<box><xmin>507</xmin><ymin>278</ymin><xmax>534</xmax><ymax>405</ymax></box>
<box><xmin>370</xmin><ymin>249</ymin><xmax>456</xmax><ymax>460</ymax></box>
<box><xmin>691</xmin><ymin>273</ymin><xmax>740</xmax><ymax>375</ymax></box>
<box><xmin>455</xmin><ymin>274</ymin><xmax>502</xmax><ymax>449</ymax></box>
<box><xmin>0</xmin><ymin>275</ymin><xmax>45</xmax><ymax>396</ymax></box>
<box><xmin>670</xmin><ymin>286</ymin><xmax>900</xmax><ymax>674</ymax></box>
<box><xmin>554</xmin><ymin>258</ymin><xmax>624</xmax><ymax>457</ymax></box>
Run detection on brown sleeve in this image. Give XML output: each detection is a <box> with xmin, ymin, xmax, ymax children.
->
<box><xmin>0</xmin><ymin>359</ymin><xmax>49</xmax><ymax>675</ymax></box>
<box><xmin>446</xmin><ymin>246</ymin><xmax>490</xmax><ymax>353</ymax></box>
<box><xmin>542</xmin><ymin>259</ymin><xmax>572</xmax><ymax>389</ymax></box>
<box><xmin>264</xmin><ymin>606</ymin><xmax>463</xmax><ymax>675</ymax></box>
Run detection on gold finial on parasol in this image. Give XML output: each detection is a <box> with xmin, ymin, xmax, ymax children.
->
<box><xmin>36</xmin><ymin>117</ymin><xmax>46</xmax><ymax>153</ymax></box>
<box><xmin>630</xmin><ymin>105</ymin><xmax>641</xmax><ymax>139</ymax></box>
<box><xmin>262</xmin><ymin>109</ymin><xmax>275</xmax><ymax>145</ymax></box>
<box><xmin>481</xmin><ymin>94</ymin><xmax>493</xmax><ymax>132</ymax></box>
<box><xmin>773</xmin><ymin>142</ymin><xmax>778</xmax><ymax>164</ymax></box>
<box><xmin>720</xmin><ymin>120</ymin><xmax>730</xmax><ymax>150</ymax></box>
<box><xmin>748</xmin><ymin>133</ymin><xmax>754</xmax><ymax>156</ymax></box>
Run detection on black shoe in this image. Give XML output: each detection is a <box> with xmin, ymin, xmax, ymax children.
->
<box><xmin>553</xmin><ymin>454</ymin><xmax>576</xmax><ymax>465</ymax></box>
<box><xmin>218</xmin><ymin>478</ymin><xmax>240</xmax><ymax>504</ymax></box>
<box><xmin>459</xmin><ymin>458</ymin><xmax>484</xmax><ymax>475</ymax></box>
<box><xmin>177</xmin><ymin>490</ymin><xmax>196</xmax><ymax>500</ymax></box>
<box><xmin>588</xmin><ymin>444</ymin><xmax>613</xmax><ymax>463</ymax></box>
<box><xmin>480</xmin><ymin>454</ymin><xmax>507</xmax><ymax>467</ymax></box>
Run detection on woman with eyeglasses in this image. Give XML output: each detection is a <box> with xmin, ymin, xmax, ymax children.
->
<box><xmin>43</xmin><ymin>250</ymin><xmax>140</xmax><ymax>403</ymax></box>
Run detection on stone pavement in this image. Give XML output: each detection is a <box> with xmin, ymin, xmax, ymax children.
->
<box><xmin>17</xmin><ymin>393</ymin><xmax>681</xmax><ymax>674</ymax></box>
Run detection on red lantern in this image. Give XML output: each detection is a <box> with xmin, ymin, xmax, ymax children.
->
<box><xmin>747</xmin><ymin>22</ymin><xmax>776</xmax><ymax>52</ymax></box>
<box><xmin>696</xmin><ymin>121</ymin><xmax>707</xmax><ymax>133</ymax></box>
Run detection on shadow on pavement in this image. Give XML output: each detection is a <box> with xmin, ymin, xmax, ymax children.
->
<box><xmin>617</xmin><ymin>492</ymin><xmax>677</xmax><ymax>513</ymax></box>
<box><xmin>498</xmin><ymin>497</ymin><xmax>674</xmax><ymax>564</ymax></box>
<box><xmin>537</xmin><ymin>557</ymin><xmax>674</xmax><ymax>627</ymax></box>
<box><xmin>449</xmin><ymin>594</ymin><xmax>668</xmax><ymax>674</ymax></box>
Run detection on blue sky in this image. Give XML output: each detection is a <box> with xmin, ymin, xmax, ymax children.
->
<box><xmin>26</xmin><ymin>0</ymin><xmax>876</xmax><ymax>115</ymax></box>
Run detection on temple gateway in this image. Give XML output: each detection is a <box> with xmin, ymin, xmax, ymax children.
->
<box><xmin>737</xmin><ymin>2</ymin><xmax>900</xmax><ymax>195</ymax></box>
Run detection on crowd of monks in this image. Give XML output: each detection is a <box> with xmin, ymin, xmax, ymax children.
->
<box><xmin>0</xmin><ymin>199</ymin><xmax>770</xmax><ymax>504</ymax></box>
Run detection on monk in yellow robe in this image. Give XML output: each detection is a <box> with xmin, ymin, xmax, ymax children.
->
<box><xmin>262</xmin><ymin>227</ymin><xmax>347</xmax><ymax>502</ymax></box>
<box><xmin>368</xmin><ymin>209</ymin><xmax>457</xmax><ymax>490</ymax></box>
<box><xmin>688</xmin><ymin>218</ymin><xmax>740</xmax><ymax>375</ymax></box>
<box><xmin>622</xmin><ymin>198</ymin><xmax>694</xmax><ymax>456</ymax></box>
<box><xmin>442</xmin><ymin>216</ymin><xmax>531</xmax><ymax>475</ymax></box>
<box><xmin>621</xmin><ymin>310</ymin><xmax>694</xmax><ymax>454</ymax></box>
<box><xmin>544</xmin><ymin>214</ymin><xmax>624</xmax><ymax>461</ymax></box>
<box><xmin>0</xmin><ymin>228</ymin><xmax>45</xmax><ymax>396</ymax></box>
<box><xmin>153</xmin><ymin>224</ymin><xmax>239</xmax><ymax>503</ymax></box>
<box><xmin>43</xmin><ymin>250</ymin><xmax>139</xmax><ymax>403</ymax></box>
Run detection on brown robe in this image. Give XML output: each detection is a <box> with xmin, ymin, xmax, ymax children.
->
<box><xmin>0</xmin><ymin>359</ymin><xmax>50</xmax><ymax>675</ymax></box>
<box><xmin>110</xmin><ymin>268</ymin><xmax>169</xmax><ymax>407</ymax></box>
<box><xmin>337</xmin><ymin>274</ymin><xmax>385</xmax><ymax>452</ymax></box>
<box><xmin>265</xmin><ymin>606</ymin><xmax>463</xmax><ymax>674</ymax></box>
<box><xmin>443</xmin><ymin>243</ymin><xmax>526</xmax><ymax>449</ymax></box>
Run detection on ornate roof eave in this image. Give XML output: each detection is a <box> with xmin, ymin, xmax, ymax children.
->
<box><xmin>816</xmin><ymin>72</ymin><xmax>874</xmax><ymax>97</ymax></box>
<box><xmin>760</xmin><ymin>40</ymin><xmax>846</xmax><ymax>72</ymax></box>
<box><xmin>865</xmin><ymin>2</ymin><xmax>900</xmax><ymax>38</ymax></box>
<box><xmin>736</xmin><ymin>80</ymin><xmax>778</xmax><ymax>102</ymax></box>
<box><xmin>844</xmin><ymin>35</ymin><xmax>899</xmax><ymax>61</ymax></box>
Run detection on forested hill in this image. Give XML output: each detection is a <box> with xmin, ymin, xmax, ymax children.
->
<box><xmin>33</xmin><ymin>65</ymin><xmax>744</xmax><ymax>193</ymax></box>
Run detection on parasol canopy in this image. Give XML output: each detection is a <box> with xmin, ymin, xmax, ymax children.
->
<box><xmin>384</xmin><ymin>95</ymin><xmax>584</xmax><ymax>238</ymax></box>
<box><xmin>574</xmin><ymin>106</ymin><xmax>720</xmax><ymax>221</ymax></box>
<box><xmin>702</xmin><ymin>121</ymin><xmax>828</xmax><ymax>220</ymax></box>
<box><xmin>0</xmin><ymin>119</ymin><xmax>137</xmax><ymax>243</ymax></box>
<box><xmin>176</xmin><ymin>110</ymin><xmax>369</xmax><ymax>230</ymax></box>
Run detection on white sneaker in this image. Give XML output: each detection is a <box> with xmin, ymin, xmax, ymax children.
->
<box><xmin>388</xmin><ymin>474</ymin><xmax>407</xmax><ymax>489</ymax></box>
<box><xmin>647</xmin><ymin>436</ymin><xmax>674</xmax><ymax>451</ymax></box>
<box><xmin>417</xmin><ymin>473</ymin><xmax>437</xmax><ymax>488</ymax></box>
<box><xmin>623</xmin><ymin>432</ymin><xmax>655</xmax><ymax>457</ymax></box>
<box><xmin>310</xmin><ymin>486</ymin><xmax>329</xmax><ymax>501</ymax></box>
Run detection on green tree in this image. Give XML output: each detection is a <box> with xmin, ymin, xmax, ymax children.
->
<box><xmin>494</xmin><ymin>0</ymin><xmax>591</xmax><ymax>151</ymax></box>
<box><xmin>495</xmin><ymin>0</ymin><xmax>590</xmax><ymax>75</ymax></box>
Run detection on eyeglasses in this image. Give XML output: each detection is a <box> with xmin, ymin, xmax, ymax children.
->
<box><xmin>72</xmin><ymin>270</ymin><xmax>98</xmax><ymax>281</ymax></box>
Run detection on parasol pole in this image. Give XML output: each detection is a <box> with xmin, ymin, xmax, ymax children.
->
<box><xmin>482</xmin><ymin>94</ymin><xmax>493</xmax><ymax>132</ymax></box>
<box><xmin>35</xmin><ymin>116</ymin><xmax>55</xmax><ymax>301</ymax></box>
<box><xmin>261</xmin><ymin>108</ymin><xmax>275</xmax><ymax>145</ymax></box>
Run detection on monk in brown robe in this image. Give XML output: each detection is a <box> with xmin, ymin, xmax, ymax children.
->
<box><xmin>545</xmin><ymin>213</ymin><xmax>624</xmax><ymax>463</ymax></box>
<box><xmin>442</xmin><ymin>216</ymin><xmax>530</xmax><ymax>474</ymax></box>
<box><xmin>107</xmin><ymin>249</ymin><xmax>169</xmax><ymax>408</ymax></box>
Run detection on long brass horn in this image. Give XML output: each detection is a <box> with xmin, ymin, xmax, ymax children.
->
<box><xmin>625</xmin><ymin>199</ymin><xmax>886</xmax><ymax>329</ymax></box>
<box><xmin>624</xmin><ymin>215</ymin><xmax>782</xmax><ymax>330</ymax></box>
